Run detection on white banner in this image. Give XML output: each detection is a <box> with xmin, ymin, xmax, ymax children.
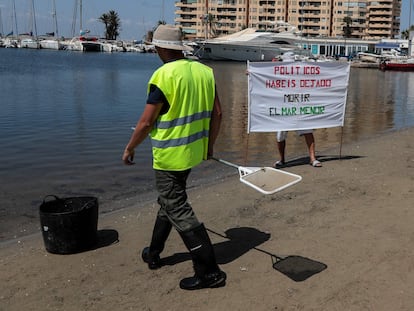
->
<box><xmin>247</xmin><ymin>61</ymin><xmax>350</xmax><ymax>132</ymax></box>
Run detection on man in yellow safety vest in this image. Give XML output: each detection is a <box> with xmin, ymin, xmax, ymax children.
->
<box><xmin>123</xmin><ymin>24</ymin><xmax>225</xmax><ymax>290</ymax></box>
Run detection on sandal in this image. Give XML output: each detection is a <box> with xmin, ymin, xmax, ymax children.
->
<box><xmin>310</xmin><ymin>160</ymin><xmax>322</xmax><ymax>167</ymax></box>
<box><xmin>273</xmin><ymin>160</ymin><xmax>285</xmax><ymax>168</ymax></box>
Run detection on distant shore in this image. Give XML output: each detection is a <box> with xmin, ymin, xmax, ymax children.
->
<box><xmin>349</xmin><ymin>60</ymin><xmax>380</xmax><ymax>68</ymax></box>
<box><xmin>0</xmin><ymin>40</ymin><xmax>388</xmax><ymax>68</ymax></box>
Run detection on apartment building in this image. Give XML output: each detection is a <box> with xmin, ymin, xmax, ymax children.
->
<box><xmin>175</xmin><ymin>0</ymin><xmax>402</xmax><ymax>40</ymax></box>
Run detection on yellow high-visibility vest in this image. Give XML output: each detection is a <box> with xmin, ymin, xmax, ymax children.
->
<box><xmin>148</xmin><ymin>59</ymin><xmax>215</xmax><ymax>171</ymax></box>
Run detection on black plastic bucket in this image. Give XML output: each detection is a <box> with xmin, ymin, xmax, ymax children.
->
<box><xmin>39</xmin><ymin>195</ymin><xmax>99</xmax><ymax>254</ymax></box>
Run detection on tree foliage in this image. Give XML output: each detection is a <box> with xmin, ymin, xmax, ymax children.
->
<box><xmin>401</xmin><ymin>25</ymin><xmax>414</xmax><ymax>39</ymax></box>
<box><xmin>98</xmin><ymin>10</ymin><xmax>120</xmax><ymax>40</ymax></box>
<box><xmin>342</xmin><ymin>16</ymin><xmax>352</xmax><ymax>38</ymax></box>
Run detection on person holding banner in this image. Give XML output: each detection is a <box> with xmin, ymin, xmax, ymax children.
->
<box><xmin>271</xmin><ymin>52</ymin><xmax>322</xmax><ymax>168</ymax></box>
<box><xmin>122</xmin><ymin>25</ymin><xmax>226</xmax><ymax>290</ymax></box>
<box><xmin>248</xmin><ymin>53</ymin><xmax>350</xmax><ymax>169</ymax></box>
<box><xmin>274</xmin><ymin>130</ymin><xmax>322</xmax><ymax>168</ymax></box>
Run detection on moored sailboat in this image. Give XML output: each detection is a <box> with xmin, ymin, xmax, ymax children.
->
<box><xmin>39</xmin><ymin>0</ymin><xmax>63</xmax><ymax>50</ymax></box>
<box><xmin>65</xmin><ymin>0</ymin><xmax>103</xmax><ymax>52</ymax></box>
<box><xmin>18</xmin><ymin>0</ymin><xmax>40</xmax><ymax>49</ymax></box>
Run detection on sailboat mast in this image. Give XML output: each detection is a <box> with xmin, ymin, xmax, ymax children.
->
<box><xmin>0</xmin><ymin>8</ymin><xmax>3</xmax><ymax>37</ymax></box>
<box><xmin>80</xmin><ymin>0</ymin><xmax>83</xmax><ymax>31</ymax></box>
<box><xmin>31</xmin><ymin>0</ymin><xmax>38</xmax><ymax>37</ymax></box>
<box><xmin>53</xmin><ymin>0</ymin><xmax>58</xmax><ymax>37</ymax></box>
<box><xmin>71</xmin><ymin>0</ymin><xmax>82</xmax><ymax>37</ymax></box>
<box><xmin>13</xmin><ymin>0</ymin><xmax>18</xmax><ymax>37</ymax></box>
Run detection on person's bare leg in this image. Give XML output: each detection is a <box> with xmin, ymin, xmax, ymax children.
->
<box><xmin>303</xmin><ymin>133</ymin><xmax>321</xmax><ymax>166</ymax></box>
<box><xmin>277</xmin><ymin>140</ymin><xmax>286</xmax><ymax>164</ymax></box>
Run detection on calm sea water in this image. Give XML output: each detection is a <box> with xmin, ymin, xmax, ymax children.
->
<box><xmin>1</xmin><ymin>48</ymin><xmax>414</xmax><ymax>242</ymax></box>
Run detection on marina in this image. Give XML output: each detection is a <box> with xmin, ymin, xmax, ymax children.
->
<box><xmin>2</xmin><ymin>32</ymin><xmax>412</xmax><ymax>70</ymax></box>
<box><xmin>0</xmin><ymin>34</ymin><xmax>154</xmax><ymax>52</ymax></box>
<box><xmin>0</xmin><ymin>0</ymin><xmax>154</xmax><ymax>52</ymax></box>
<box><xmin>0</xmin><ymin>0</ymin><xmax>412</xmax><ymax>58</ymax></box>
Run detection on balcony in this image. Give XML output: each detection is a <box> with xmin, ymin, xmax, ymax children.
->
<box><xmin>369</xmin><ymin>16</ymin><xmax>393</xmax><ymax>22</ymax></box>
<box><xmin>175</xmin><ymin>2</ymin><xmax>197</xmax><ymax>9</ymax></box>
<box><xmin>175</xmin><ymin>16</ymin><xmax>198</xmax><ymax>23</ymax></box>
<box><xmin>216</xmin><ymin>17</ymin><xmax>237</xmax><ymax>23</ymax></box>
<box><xmin>368</xmin><ymin>6</ymin><xmax>393</xmax><ymax>11</ymax></box>
<box><xmin>366</xmin><ymin>28</ymin><xmax>392</xmax><ymax>34</ymax></box>
<box><xmin>175</xmin><ymin>8</ymin><xmax>198</xmax><ymax>14</ymax></box>
<box><xmin>259</xmin><ymin>1</ymin><xmax>276</xmax><ymax>5</ymax></box>
<box><xmin>175</xmin><ymin>0</ymin><xmax>198</xmax><ymax>4</ymax></box>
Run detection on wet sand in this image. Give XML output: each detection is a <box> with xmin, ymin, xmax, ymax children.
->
<box><xmin>1</xmin><ymin>127</ymin><xmax>414</xmax><ymax>311</ymax></box>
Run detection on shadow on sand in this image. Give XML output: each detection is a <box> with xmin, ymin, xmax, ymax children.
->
<box><xmin>94</xmin><ymin>229</ymin><xmax>119</xmax><ymax>249</ymax></box>
<box><xmin>163</xmin><ymin>226</ymin><xmax>327</xmax><ymax>282</ymax></box>
<box><xmin>279</xmin><ymin>154</ymin><xmax>364</xmax><ymax>168</ymax></box>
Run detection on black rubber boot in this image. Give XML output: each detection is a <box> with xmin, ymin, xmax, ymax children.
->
<box><xmin>142</xmin><ymin>216</ymin><xmax>172</xmax><ymax>270</ymax></box>
<box><xmin>179</xmin><ymin>223</ymin><xmax>226</xmax><ymax>290</ymax></box>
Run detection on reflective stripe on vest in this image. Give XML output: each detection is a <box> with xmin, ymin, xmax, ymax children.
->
<box><xmin>154</xmin><ymin>110</ymin><xmax>211</xmax><ymax>130</ymax></box>
<box><xmin>151</xmin><ymin>129</ymin><xmax>209</xmax><ymax>149</ymax></box>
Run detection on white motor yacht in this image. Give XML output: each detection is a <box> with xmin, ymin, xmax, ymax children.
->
<box><xmin>194</xmin><ymin>22</ymin><xmax>304</xmax><ymax>61</ymax></box>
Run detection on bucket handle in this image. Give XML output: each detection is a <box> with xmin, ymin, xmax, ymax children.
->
<box><xmin>41</xmin><ymin>195</ymin><xmax>97</xmax><ymax>212</ymax></box>
<box><xmin>42</xmin><ymin>195</ymin><xmax>62</xmax><ymax>204</ymax></box>
<box><xmin>42</xmin><ymin>195</ymin><xmax>96</xmax><ymax>211</ymax></box>
<box><xmin>78</xmin><ymin>198</ymin><xmax>97</xmax><ymax>211</ymax></box>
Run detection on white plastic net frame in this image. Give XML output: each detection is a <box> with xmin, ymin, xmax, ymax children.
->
<box><xmin>238</xmin><ymin>166</ymin><xmax>302</xmax><ymax>195</ymax></box>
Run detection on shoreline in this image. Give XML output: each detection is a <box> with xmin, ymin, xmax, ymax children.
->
<box><xmin>2</xmin><ymin>53</ymin><xmax>413</xmax><ymax>245</ymax></box>
<box><xmin>1</xmin><ymin>127</ymin><xmax>414</xmax><ymax>310</ymax></box>
<box><xmin>0</xmin><ymin>122</ymin><xmax>401</xmax><ymax>245</ymax></box>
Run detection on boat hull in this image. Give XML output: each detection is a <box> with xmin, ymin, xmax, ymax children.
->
<box><xmin>20</xmin><ymin>39</ymin><xmax>40</xmax><ymax>49</ymax></box>
<box><xmin>39</xmin><ymin>39</ymin><xmax>63</xmax><ymax>50</ymax></box>
<box><xmin>195</xmin><ymin>42</ymin><xmax>297</xmax><ymax>61</ymax></box>
<box><xmin>81</xmin><ymin>42</ymin><xmax>102</xmax><ymax>52</ymax></box>
<box><xmin>380</xmin><ymin>61</ymin><xmax>414</xmax><ymax>71</ymax></box>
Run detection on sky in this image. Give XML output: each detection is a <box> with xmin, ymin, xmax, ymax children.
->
<box><xmin>0</xmin><ymin>0</ymin><xmax>412</xmax><ymax>40</ymax></box>
<box><xmin>0</xmin><ymin>0</ymin><xmax>176</xmax><ymax>40</ymax></box>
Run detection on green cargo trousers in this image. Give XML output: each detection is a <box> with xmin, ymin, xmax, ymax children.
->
<box><xmin>154</xmin><ymin>169</ymin><xmax>200</xmax><ymax>232</ymax></box>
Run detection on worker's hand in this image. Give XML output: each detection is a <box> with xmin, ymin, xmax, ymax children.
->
<box><xmin>122</xmin><ymin>148</ymin><xmax>135</xmax><ymax>165</ymax></box>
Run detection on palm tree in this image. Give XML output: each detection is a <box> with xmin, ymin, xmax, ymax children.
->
<box><xmin>98</xmin><ymin>10</ymin><xmax>120</xmax><ymax>40</ymax></box>
<box><xmin>98</xmin><ymin>13</ymin><xmax>109</xmax><ymax>36</ymax></box>
<box><xmin>206</xmin><ymin>13</ymin><xmax>217</xmax><ymax>38</ymax></box>
<box><xmin>343</xmin><ymin>16</ymin><xmax>352</xmax><ymax>38</ymax></box>
<box><xmin>401</xmin><ymin>25</ymin><xmax>414</xmax><ymax>40</ymax></box>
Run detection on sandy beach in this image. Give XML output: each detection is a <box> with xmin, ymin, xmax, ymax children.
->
<box><xmin>1</xmin><ymin>127</ymin><xmax>414</xmax><ymax>311</ymax></box>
